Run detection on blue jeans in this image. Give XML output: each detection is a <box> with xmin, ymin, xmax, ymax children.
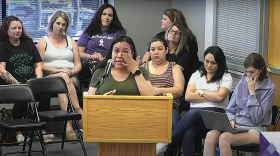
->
<box><xmin>165</xmin><ymin>107</ymin><xmax>225</xmax><ymax>156</ymax></box>
<box><xmin>172</xmin><ymin>108</ymin><xmax>180</xmax><ymax>130</ymax></box>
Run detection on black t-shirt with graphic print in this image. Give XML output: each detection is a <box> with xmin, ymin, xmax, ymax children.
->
<box><xmin>0</xmin><ymin>39</ymin><xmax>42</xmax><ymax>84</ymax></box>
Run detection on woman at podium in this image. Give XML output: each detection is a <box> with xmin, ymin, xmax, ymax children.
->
<box><xmin>88</xmin><ymin>35</ymin><xmax>154</xmax><ymax>96</ymax></box>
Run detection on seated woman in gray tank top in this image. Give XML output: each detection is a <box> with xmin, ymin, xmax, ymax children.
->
<box><xmin>37</xmin><ymin>10</ymin><xmax>83</xmax><ymax>143</ymax></box>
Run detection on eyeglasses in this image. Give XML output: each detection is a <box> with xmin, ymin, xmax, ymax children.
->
<box><xmin>168</xmin><ymin>29</ymin><xmax>182</xmax><ymax>35</ymax></box>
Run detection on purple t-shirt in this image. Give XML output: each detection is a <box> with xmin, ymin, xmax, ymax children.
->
<box><xmin>77</xmin><ymin>30</ymin><xmax>123</xmax><ymax>57</ymax></box>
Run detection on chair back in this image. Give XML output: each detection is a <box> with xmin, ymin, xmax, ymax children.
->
<box><xmin>271</xmin><ymin>105</ymin><xmax>280</xmax><ymax>131</ymax></box>
<box><xmin>27</xmin><ymin>76</ymin><xmax>68</xmax><ymax>98</ymax></box>
<box><xmin>0</xmin><ymin>84</ymin><xmax>35</xmax><ymax>104</ymax></box>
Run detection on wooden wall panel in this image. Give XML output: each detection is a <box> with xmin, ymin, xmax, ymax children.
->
<box><xmin>267</xmin><ymin>0</ymin><xmax>280</xmax><ymax>131</ymax></box>
<box><xmin>268</xmin><ymin>0</ymin><xmax>280</xmax><ymax>67</ymax></box>
<box><xmin>267</xmin><ymin>72</ymin><xmax>280</xmax><ymax>131</ymax></box>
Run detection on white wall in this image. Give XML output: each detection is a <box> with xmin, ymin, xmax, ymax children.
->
<box><xmin>113</xmin><ymin>0</ymin><xmax>172</xmax><ymax>57</ymax></box>
<box><xmin>172</xmin><ymin>0</ymin><xmax>206</xmax><ymax>61</ymax></box>
<box><xmin>113</xmin><ymin>0</ymin><xmax>207</xmax><ymax>60</ymax></box>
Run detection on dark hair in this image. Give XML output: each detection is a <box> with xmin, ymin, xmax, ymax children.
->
<box><xmin>200</xmin><ymin>46</ymin><xmax>228</xmax><ymax>83</ymax></box>
<box><xmin>85</xmin><ymin>3</ymin><xmax>126</xmax><ymax>36</ymax></box>
<box><xmin>244</xmin><ymin>53</ymin><xmax>267</xmax><ymax>81</ymax></box>
<box><xmin>149</xmin><ymin>36</ymin><xmax>168</xmax><ymax>51</ymax></box>
<box><xmin>0</xmin><ymin>16</ymin><xmax>32</xmax><ymax>53</ymax></box>
<box><xmin>98</xmin><ymin>35</ymin><xmax>137</xmax><ymax>68</ymax></box>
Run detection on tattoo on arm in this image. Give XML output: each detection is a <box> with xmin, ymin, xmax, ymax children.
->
<box><xmin>0</xmin><ymin>62</ymin><xmax>19</xmax><ymax>84</ymax></box>
<box><xmin>0</xmin><ymin>71</ymin><xmax>19</xmax><ymax>84</ymax></box>
<box><xmin>0</xmin><ymin>62</ymin><xmax>6</xmax><ymax>69</ymax></box>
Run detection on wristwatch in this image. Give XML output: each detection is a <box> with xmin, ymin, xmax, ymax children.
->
<box><xmin>199</xmin><ymin>90</ymin><xmax>204</xmax><ymax>97</ymax></box>
<box><xmin>132</xmin><ymin>70</ymin><xmax>141</xmax><ymax>78</ymax></box>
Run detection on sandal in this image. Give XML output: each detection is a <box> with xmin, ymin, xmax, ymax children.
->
<box><xmin>42</xmin><ymin>132</ymin><xmax>54</xmax><ymax>139</ymax></box>
<box><xmin>66</xmin><ymin>129</ymin><xmax>78</xmax><ymax>144</ymax></box>
<box><xmin>75</xmin><ymin>107</ymin><xmax>83</xmax><ymax>129</ymax></box>
<box><xmin>36</xmin><ymin>132</ymin><xmax>54</xmax><ymax>143</ymax></box>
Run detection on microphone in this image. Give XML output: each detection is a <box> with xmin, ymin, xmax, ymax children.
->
<box><xmin>102</xmin><ymin>59</ymin><xmax>114</xmax><ymax>78</ymax></box>
<box><xmin>95</xmin><ymin>59</ymin><xmax>114</xmax><ymax>95</ymax></box>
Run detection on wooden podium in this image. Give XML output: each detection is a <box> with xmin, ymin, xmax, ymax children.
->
<box><xmin>83</xmin><ymin>93</ymin><xmax>173</xmax><ymax>156</ymax></box>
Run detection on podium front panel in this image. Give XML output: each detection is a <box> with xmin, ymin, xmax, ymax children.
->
<box><xmin>83</xmin><ymin>94</ymin><xmax>173</xmax><ymax>143</ymax></box>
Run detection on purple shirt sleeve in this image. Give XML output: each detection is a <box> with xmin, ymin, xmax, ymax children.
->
<box><xmin>77</xmin><ymin>30</ymin><xmax>89</xmax><ymax>47</ymax></box>
<box><xmin>245</xmin><ymin>86</ymin><xmax>275</xmax><ymax>124</ymax></box>
<box><xmin>227</xmin><ymin>77</ymin><xmax>276</xmax><ymax>126</ymax></box>
<box><xmin>226</xmin><ymin>82</ymin><xmax>238</xmax><ymax>121</ymax></box>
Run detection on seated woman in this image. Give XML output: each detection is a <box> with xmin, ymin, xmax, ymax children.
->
<box><xmin>203</xmin><ymin>53</ymin><xmax>275</xmax><ymax>156</ymax></box>
<box><xmin>142</xmin><ymin>37</ymin><xmax>184</xmax><ymax>129</ymax></box>
<box><xmin>78</xmin><ymin>3</ymin><xmax>126</xmax><ymax>61</ymax></box>
<box><xmin>0</xmin><ymin>15</ymin><xmax>43</xmax><ymax>143</ymax></box>
<box><xmin>157</xmin><ymin>46</ymin><xmax>233</xmax><ymax>156</ymax></box>
<box><xmin>77</xmin><ymin>4</ymin><xmax>126</xmax><ymax>87</ymax></box>
<box><xmin>37</xmin><ymin>10</ymin><xmax>82</xmax><ymax>142</ymax></box>
<box><xmin>88</xmin><ymin>35</ymin><xmax>154</xmax><ymax>96</ymax></box>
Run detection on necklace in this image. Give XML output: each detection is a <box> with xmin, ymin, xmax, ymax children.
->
<box><xmin>55</xmin><ymin>37</ymin><xmax>63</xmax><ymax>46</ymax></box>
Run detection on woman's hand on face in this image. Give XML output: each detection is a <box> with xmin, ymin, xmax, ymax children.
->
<box><xmin>246</xmin><ymin>72</ymin><xmax>259</xmax><ymax>93</ymax></box>
<box><xmin>103</xmin><ymin>89</ymin><xmax>116</xmax><ymax>95</ymax></box>
<box><xmin>122</xmin><ymin>54</ymin><xmax>140</xmax><ymax>73</ymax></box>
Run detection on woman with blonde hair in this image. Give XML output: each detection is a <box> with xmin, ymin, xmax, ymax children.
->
<box><xmin>37</xmin><ymin>10</ymin><xmax>83</xmax><ymax>142</ymax></box>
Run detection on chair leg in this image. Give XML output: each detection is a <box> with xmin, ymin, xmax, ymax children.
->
<box><xmin>0</xmin><ymin>145</ymin><xmax>2</xmax><ymax>156</ymax></box>
<box><xmin>28</xmin><ymin>131</ymin><xmax>34</xmax><ymax>156</ymax></box>
<box><xmin>23</xmin><ymin>131</ymin><xmax>28</xmax><ymax>151</ymax></box>
<box><xmin>237</xmin><ymin>150</ymin><xmax>240</xmax><ymax>156</ymax></box>
<box><xmin>37</xmin><ymin>130</ymin><xmax>48</xmax><ymax>156</ymax></box>
<box><xmin>61</xmin><ymin>121</ymin><xmax>68</xmax><ymax>149</ymax></box>
<box><xmin>73</xmin><ymin>120</ymin><xmax>88</xmax><ymax>156</ymax></box>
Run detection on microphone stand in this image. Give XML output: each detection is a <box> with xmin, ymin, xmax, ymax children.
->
<box><xmin>95</xmin><ymin>59</ymin><xmax>114</xmax><ymax>95</ymax></box>
<box><xmin>95</xmin><ymin>73</ymin><xmax>107</xmax><ymax>95</ymax></box>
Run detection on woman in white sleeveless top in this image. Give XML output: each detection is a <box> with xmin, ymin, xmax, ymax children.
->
<box><xmin>37</xmin><ymin>10</ymin><xmax>82</xmax><ymax>143</ymax></box>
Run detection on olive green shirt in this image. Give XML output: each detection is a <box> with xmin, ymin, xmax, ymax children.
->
<box><xmin>90</xmin><ymin>66</ymin><xmax>150</xmax><ymax>95</ymax></box>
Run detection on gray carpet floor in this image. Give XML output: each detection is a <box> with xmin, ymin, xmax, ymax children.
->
<box><xmin>1</xmin><ymin>134</ymin><xmax>97</xmax><ymax>156</ymax></box>
<box><xmin>1</xmin><ymin>120</ymin><xmax>97</xmax><ymax>156</ymax></box>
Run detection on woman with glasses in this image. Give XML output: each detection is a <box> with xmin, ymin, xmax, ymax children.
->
<box><xmin>141</xmin><ymin>8</ymin><xmax>199</xmax><ymax>81</ymax></box>
<box><xmin>164</xmin><ymin>23</ymin><xmax>198</xmax><ymax>103</ymax></box>
<box><xmin>157</xmin><ymin>46</ymin><xmax>232</xmax><ymax>156</ymax></box>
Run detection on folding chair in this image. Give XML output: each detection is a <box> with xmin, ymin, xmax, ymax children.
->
<box><xmin>231</xmin><ymin>105</ymin><xmax>280</xmax><ymax>156</ymax></box>
<box><xmin>27</xmin><ymin>76</ymin><xmax>87</xmax><ymax>156</ymax></box>
<box><xmin>0</xmin><ymin>84</ymin><xmax>47</xmax><ymax>156</ymax></box>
